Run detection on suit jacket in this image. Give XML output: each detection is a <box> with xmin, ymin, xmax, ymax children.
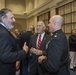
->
<box><xmin>0</xmin><ymin>24</ymin><xmax>26</xmax><ymax>75</ymax></box>
<box><xmin>19</xmin><ymin>31</ymin><xmax>33</xmax><ymax>48</ymax></box>
<box><xmin>41</xmin><ymin>29</ymin><xmax>70</xmax><ymax>75</ymax></box>
<box><xmin>28</xmin><ymin>33</ymin><xmax>51</xmax><ymax>75</ymax></box>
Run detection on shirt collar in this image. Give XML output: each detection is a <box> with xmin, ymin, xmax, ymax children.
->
<box><xmin>0</xmin><ymin>22</ymin><xmax>8</xmax><ymax>30</ymax></box>
<box><xmin>38</xmin><ymin>32</ymin><xmax>45</xmax><ymax>41</ymax></box>
<box><xmin>38</xmin><ymin>32</ymin><xmax>45</xmax><ymax>37</ymax></box>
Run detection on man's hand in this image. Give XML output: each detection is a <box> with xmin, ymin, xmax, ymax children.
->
<box><xmin>16</xmin><ymin>61</ymin><xmax>20</xmax><ymax>69</ymax></box>
<box><xmin>23</xmin><ymin>42</ymin><xmax>28</xmax><ymax>53</ymax></box>
<box><xmin>38</xmin><ymin>55</ymin><xmax>46</xmax><ymax>64</ymax></box>
<box><xmin>30</xmin><ymin>47</ymin><xmax>43</xmax><ymax>55</ymax></box>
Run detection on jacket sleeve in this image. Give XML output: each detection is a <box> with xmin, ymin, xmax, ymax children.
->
<box><xmin>41</xmin><ymin>37</ymin><xmax>64</xmax><ymax>73</ymax></box>
<box><xmin>0</xmin><ymin>33</ymin><xmax>26</xmax><ymax>63</ymax></box>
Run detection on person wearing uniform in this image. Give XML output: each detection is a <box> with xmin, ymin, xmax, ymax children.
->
<box><xmin>38</xmin><ymin>15</ymin><xmax>70</xmax><ymax>75</ymax></box>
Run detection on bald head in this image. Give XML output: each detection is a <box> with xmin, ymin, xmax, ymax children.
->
<box><xmin>51</xmin><ymin>15</ymin><xmax>63</xmax><ymax>26</ymax></box>
<box><xmin>49</xmin><ymin>15</ymin><xmax>63</xmax><ymax>32</ymax></box>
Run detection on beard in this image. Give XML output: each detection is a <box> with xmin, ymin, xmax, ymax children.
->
<box><xmin>8</xmin><ymin>25</ymin><xmax>14</xmax><ymax>30</ymax></box>
<box><xmin>6</xmin><ymin>24</ymin><xmax>14</xmax><ymax>30</ymax></box>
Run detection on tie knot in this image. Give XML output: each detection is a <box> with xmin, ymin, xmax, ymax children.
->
<box><xmin>39</xmin><ymin>34</ymin><xmax>41</xmax><ymax>38</ymax></box>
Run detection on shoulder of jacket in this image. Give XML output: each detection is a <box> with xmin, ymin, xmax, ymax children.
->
<box><xmin>53</xmin><ymin>33</ymin><xmax>58</xmax><ymax>38</ymax></box>
<box><xmin>31</xmin><ymin>33</ymin><xmax>37</xmax><ymax>37</ymax></box>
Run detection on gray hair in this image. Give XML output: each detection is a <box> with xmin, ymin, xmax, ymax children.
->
<box><xmin>0</xmin><ymin>8</ymin><xmax>12</xmax><ymax>22</ymax></box>
<box><xmin>37</xmin><ymin>21</ymin><xmax>46</xmax><ymax>27</ymax></box>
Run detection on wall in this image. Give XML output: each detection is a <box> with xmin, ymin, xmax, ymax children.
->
<box><xmin>5</xmin><ymin>0</ymin><xmax>26</xmax><ymax>14</ymax></box>
<box><xmin>28</xmin><ymin>16</ymin><xmax>35</xmax><ymax>28</ymax></box>
<box><xmin>26</xmin><ymin>0</ymin><xmax>34</xmax><ymax>13</ymax></box>
<box><xmin>37</xmin><ymin>0</ymin><xmax>49</xmax><ymax>7</ymax></box>
<box><xmin>4</xmin><ymin>0</ymin><xmax>27</xmax><ymax>32</ymax></box>
<box><xmin>0</xmin><ymin>0</ymin><xmax>5</xmax><ymax>9</ymax></box>
<box><xmin>11</xmin><ymin>18</ymin><xmax>26</xmax><ymax>31</ymax></box>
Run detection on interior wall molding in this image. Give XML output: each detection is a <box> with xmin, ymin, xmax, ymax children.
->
<box><xmin>56</xmin><ymin>0</ymin><xmax>74</xmax><ymax>8</ymax></box>
<box><xmin>27</xmin><ymin>0</ymin><xmax>63</xmax><ymax>18</ymax></box>
<box><xmin>14</xmin><ymin>14</ymin><xmax>27</xmax><ymax>19</ymax></box>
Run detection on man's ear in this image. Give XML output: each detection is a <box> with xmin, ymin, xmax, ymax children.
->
<box><xmin>43</xmin><ymin>26</ymin><xmax>46</xmax><ymax>31</ymax></box>
<box><xmin>53</xmin><ymin>22</ymin><xmax>56</xmax><ymax>28</ymax></box>
<box><xmin>2</xmin><ymin>16</ymin><xmax>6</xmax><ymax>22</ymax></box>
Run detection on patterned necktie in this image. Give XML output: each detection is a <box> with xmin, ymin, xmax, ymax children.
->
<box><xmin>37</xmin><ymin>34</ymin><xmax>41</xmax><ymax>49</ymax></box>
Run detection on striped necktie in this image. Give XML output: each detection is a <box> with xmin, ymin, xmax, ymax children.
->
<box><xmin>37</xmin><ymin>34</ymin><xmax>41</xmax><ymax>49</ymax></box>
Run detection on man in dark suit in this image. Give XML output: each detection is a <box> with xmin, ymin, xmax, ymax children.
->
<box><xmin>19</xmin><ymin>26</ymin><xmax>34</xmax><ymax>48</ymax></box>
<box><xmin>0</xmin><ymin>8</ymin><xmax>28</xmax><ymax>75</ymax></box>
<box><xmin>38</xmin><ymin>15</ymin><xmax>70</xmax><ymax>75</ymax></box>
<box><xmin>19</xmin><ymin>26</ymin><xmax>34</xmax><ymax>75</ymax></box>
<box><xmin>28</xmin><ymin>21</ymin><xmax>51</xmax><ymax>75</ymax></box>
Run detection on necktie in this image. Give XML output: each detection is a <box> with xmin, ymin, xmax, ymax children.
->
<box><xmin>37</xmin><ymin>34</ymin><xmax>41</xmax><ymax>49</ymax></box>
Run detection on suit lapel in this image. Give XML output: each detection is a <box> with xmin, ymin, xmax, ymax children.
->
<box><xmin>34</xmin><ymin>34</ymin><xmax>38</xmax><ymax>48</ymax></box>
<box><xmin>0</xmin><ymin>24</ymin><xmax>16</xmax><ymax>43</ymax></box>
<box><xmin>40</xmin><ymin>34</ymin><xmax>46</xmax><ymax>49</ymax></box>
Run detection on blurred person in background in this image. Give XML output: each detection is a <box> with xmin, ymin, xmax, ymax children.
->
<box><xmin>45</xmin><ymin>25</ymin><xmax>50</xmax><ymax>35</ymax></box>
<box><xmin>13</xmin><ymin>29</ymin><xmax>22</xmax><ymax>75</ymax></box>
<box><xmin>19</xmin><ymin>26</ymin><xmax>34</xmax><ymax>75</ymax></box>
<box><xmin>69</xmin><ymin>29</ymin><xmax>76</xmax><ymax>70</ymax></box>
<box><xmin>14</xmin><ymin>29</ymin><xmax>20</xmax><ymax>38</ymax></box>
<box><xmin>19</xmin><ymin>26</ymin><xmax>34</xmax><ymax>48</ymax></box>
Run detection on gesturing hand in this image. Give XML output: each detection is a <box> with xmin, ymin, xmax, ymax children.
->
<box><xmin>23</xmin><ymin>42</ymin><xmax>28</xmax><ymax>53</ymax></box>
<box><xmin>30</xmin><ymin>47</ymin><xmax>43</xmax><ymax>55</ymax></box>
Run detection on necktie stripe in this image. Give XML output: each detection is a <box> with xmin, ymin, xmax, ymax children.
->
<box><xmin>37</xmin><ymin>34</ymin><xmax>41</xmax><ymax>49</ymax></box>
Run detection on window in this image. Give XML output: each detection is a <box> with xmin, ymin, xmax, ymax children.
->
<box><xmin>37</xmin><ymin>11</ymin><xmax>50</xmax><ymax>26</ymax></box>
<box><xmin>56</xmin><ymin>1</ymin><xmax>76</xmax><ymax>34</ymax></box>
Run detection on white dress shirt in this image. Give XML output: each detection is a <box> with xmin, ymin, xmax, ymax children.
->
<box><xmin>36</xmin><ymin>32</ymin><xmax>45</xmax><ymax>48</ymax></box>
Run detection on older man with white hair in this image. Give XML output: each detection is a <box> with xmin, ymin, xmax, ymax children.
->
<box><xmin>38</xmin><ymin>15</ymin><xmax>70</xmax><ymax>75</ymax></box>
<box><xmin>28</xmin><ymin>21</ymin><xmax>51</xmax><ymax>75</ymax></box>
